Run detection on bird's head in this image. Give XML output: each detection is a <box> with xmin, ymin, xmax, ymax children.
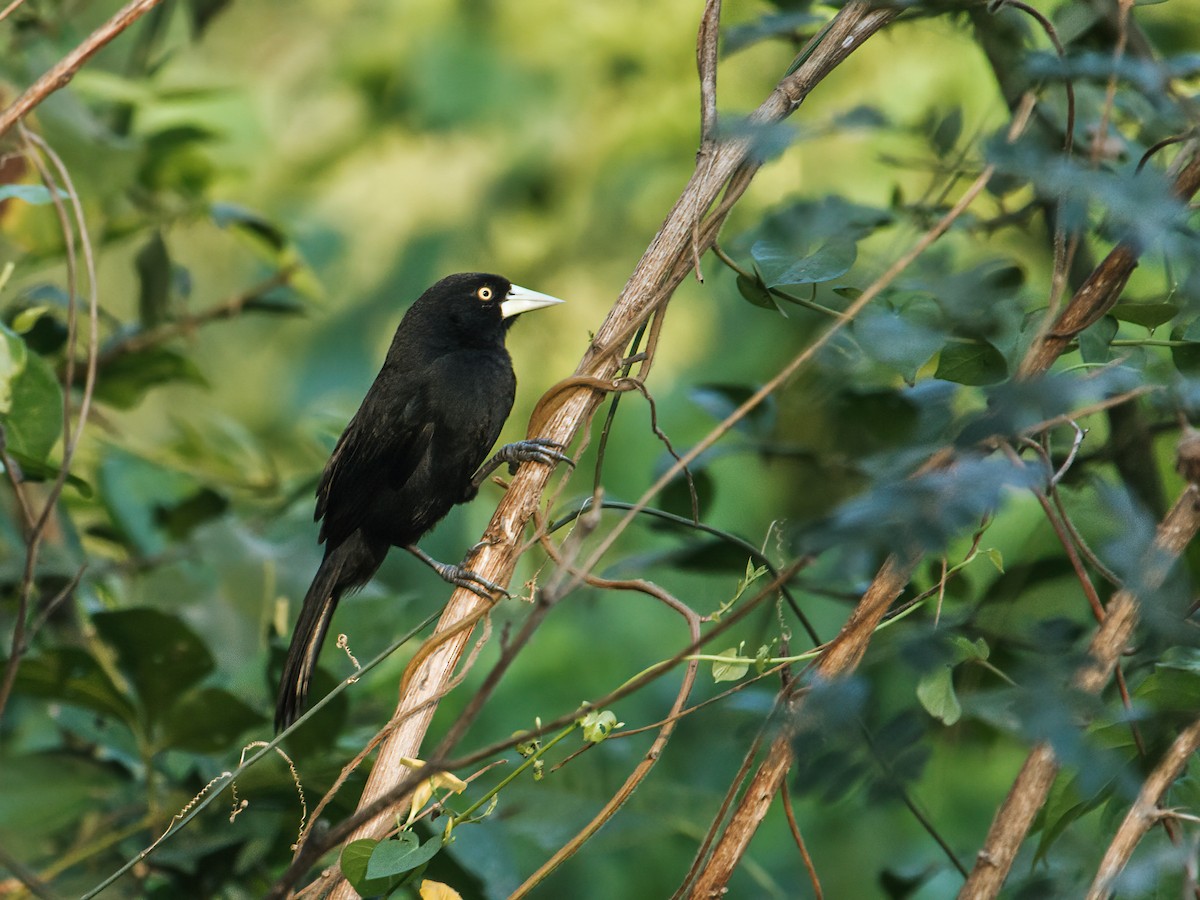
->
<box><xmin>410</xmin><ymin>273</ymin><xmax>564</xmax><ymax>348</ymax></box>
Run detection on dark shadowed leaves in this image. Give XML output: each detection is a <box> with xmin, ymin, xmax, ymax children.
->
<box><xmin>722</xmin><ymin>11</ymin><xmax>823</xmax><ymax>56</ymax></box>
<box><xmin>689</xmin><ymin>383</ymin><xmax>777</xmax><ymax>438</ymax></box>
<box><xmin>94</xmin><ymin>608</ymin><xmax>214</xmax><ymax>727</ymax></box>
<box><xmin>745</xmin><ymin>197</ymin><xmax>891</xmax><ymax>289</ymax></box>
<box><xmin>162</xmin><ymin>687</ymin><xmax>263</xmax><ymax>753</ymax></box>
<box><xmin>94</xmin><ymin>346</ymin><xmax>208</xmax><ymax>409</ymax></box>
<box><xmin>10</xmin><ymin>646</ymin><xmax>137</xmax><ymax>724</ymax></box>
<box><xmin>797</xmin><ymin>456</ymin><xmax>1046</xmax><ymax>559</ymax></box>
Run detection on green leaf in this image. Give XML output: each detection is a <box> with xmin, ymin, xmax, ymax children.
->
<box><xmin>342</xmin><ymin>839</ymin><xmax>407</xmax><ymax>895</ymax></box>
<box><xmin>366</xmin><ymin>831</ymin><xmax>443</xmax><ymax>879</ymax></box>
<box><xmin>242</xmin><ymin>292</ymin><xmax>308</xmax><ymax>316</ymax></box>
<box><xmin>0</xmin><ymin>184</ymin><xmax>69</xmax><ymax>205</ymax></box>
<box><xmin>916</xmin><ymin>666</ymin><xmax>961</xmax><ymax>725</ymax></box>
<box><xmin>0</xmin><ymin>325</ymin><xmax>63</xmax><ymax>462</ymax></box>
<box><xmin>934</xmin><ymin>341</ymin><xmax>1007</xmax><ymax>385</ymax></box>
<box><xmin>0</xmin><ymin>323</ymin><xmax>29</xmax><ymax>415</ymax></box>
<box><xmin>949</xmin><ymin>636</ymin><xmax>989</xmax><ymax>664</ymax></box>
<box><xmin>735</xmin><ymin>272</ymin><xmax>780</xmax><ymax>311</ymax></box>
<box><xmin>712</xmin><ymin>647</ymin><xmax>749</xmax><ymax>683</ymax></box>
<box><xmin>744</xmin><ymin>197</ymin><xmax>890</xmax><ymax>289</ymax></box>
<box><xmin>853</xmin><ymin>308</ymin><xmax>943</xmax><ymax>382</ymax></box>
<box><xmin>1111</xmin><ymin>301</ymin><xmax>1178</xmax><ymax>329</ymax></box>
<box><xmin>1078</xmin><ymin>316</ymin><xmax>1117</xmax><ymax>364</ymax></box>
<box><xmin>93</xmin><ymin>608</ymin><xmax>214</xmax><ymax>726</ymax></box>
<box><xmin>1172</xmin><ymin>322</ymin><xmax>1200</xmax><ymax>373</ymax></box>
<box><xmin>11</xmin><ymin>305</ymin><xmax>52</xmax><ymax>334</ymax></box>
<box><xmin>94</xmin><ymin>346</ymin><xmax>207</xmax><ymax>409</ymax></box>
<box><xmin>985</xmin><ymin>548</ymin><xmax>1004</xmax><ymax>572</ymax></box>
<box><xmin>928</xmin><ymin>107</ymin><xmax>963</xmax><ymax>157</ymax></box>
<box><xmin>752</xmin><ymin>233</ymin><xmax>857</xmax><ymax>287</ymax></box>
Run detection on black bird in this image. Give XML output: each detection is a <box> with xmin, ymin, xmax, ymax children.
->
<box><xmin>275</xmin><ymin>272</ymin><xmax>566</xmax><ymax>730</ymax></box>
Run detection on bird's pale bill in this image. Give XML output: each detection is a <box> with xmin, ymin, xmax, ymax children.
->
<box><xmin>501</xmin><ymin>284</ymin><xmax>565</xmax><ymax>319</ymax></box>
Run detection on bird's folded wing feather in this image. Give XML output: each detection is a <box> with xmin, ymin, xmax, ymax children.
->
<box><xmin>315</xmin><ymin>391</ymin><xmax>433</xmax><ymax>545</ymax></box>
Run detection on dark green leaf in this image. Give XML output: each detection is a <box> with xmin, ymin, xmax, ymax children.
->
<box><xmin>242</xmin><ymin>292</ymin><xmax>308</xmax><ymax>316</ymax></box>
<box><xmin>210</xmin><ymin>202</ymin><xmax>288</xmax><ymax>252</ymax></box>
<box><xmin>161</xmin><ymin>687</ymin><xmax>263</xmax><ymax>753</ymax></box>
<box><xmin>98</xmin><ymin>448</ymin><xmax>212</xmax><ymax>555</ymax></box>
<box><xmin>11</xmin><ymin>647</ymin><xmax>136</xmax><ymax>724</ymax></box>
<box><xmin>735</xmin><ymin>272</ymin><xmax>780</xmax><ymax>311</ymax></box>
<box><xmin>658</xmin><ymin>467</ymin><xmax>714</xmax><ymax>524</ymax></box>
<box><xmin>1111</xmin><ymin>301</ymin><xmax>1178</xmax><ymax>329</ymax></box>
<box><xmin>136</xmin><ymin>231</ymin><xmax>172</xmax><ymax>328</ymax></box>
<box><xmin>366</xmin><ymin>831</ymin><xmax>443</xmax><ymax>879</ymax></box>
<box><xmin>722</xmin><ymin>12</ymin><xmax>823</xmax><ymax>55</ymax></box>
<box><xmin>154</xmin><ymin>486</ymin><xmax>228</xmax><ymax>540</ymax></box>
<box><xmin>752</xmin><ymin>233</ymin><xmax>857</xmax><ymax>287</ymax></box>
<box><xmin>94</xmin><ymin>346</ymin><xmax>207</xmax><ymax>409</ymax></box>
<box><xmin>853</xmin><ymin>308</ymin><xmax>943</xmax><ymax>382</ymax></box>
<box><xmin>934</xmin><ymin>341</ymin><xmax>1007</xmax><ymax>385</ymax></box>
<box><xmin>1078</xmin><ymin>316</ymin><xmax>1118</xmax><ymax>364</ymax></box>
<box><xmin>929</xmin><ymin>107</ymin><xmax>963</xmax><ymax>157</ymax></box>
<box><xmin>93</xmin><ymin>608</ymin><xmax>214</xmax><ymax>725</ymax></box>
<box><xmin>342</xmin><ymin>839</ymin><xmax>407</xmax><ymax>895</ymax></box>
<box><xmin>743</xmin><ymin>197</ymin><xmax>891</xmax><ymax>288</ymax></box>
<box><xmin>690</xmin><ymin>383</ymin><xmax>777</xmax><ymax>437</ymax></box>
<box><xmin>1171</xmin><ymin>322</ymin><xmax>1200</xmax><ymax>373</ymax></box>
<box><xmin>2</xmin><ymin>450</ymin><xmax>92</xmax><ymax>495</ymax></box>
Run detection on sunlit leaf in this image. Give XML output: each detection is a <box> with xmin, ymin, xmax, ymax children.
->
<box><xmin>916</xmin><ymin>665</ymin><xmax>961</xmax><ymax>725</ymax></box>
<box><xmin>713</xmin><ymin>647</ymin><xmax>749</xmax><ymax>683</ymax></box>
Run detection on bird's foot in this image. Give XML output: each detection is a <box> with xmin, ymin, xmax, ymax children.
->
<box><xmin>407</xmin><ymin>545</ymin><xmax>511</xmax><ymax>599</ymax></box>
<box><xmin>493</xmin><ymin>438</ymin><xmax>574</xmax><ymax>476</ymax></box>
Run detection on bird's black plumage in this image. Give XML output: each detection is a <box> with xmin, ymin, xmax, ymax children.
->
<box><xmin>275</xmin><ymin>272</ymin><xmax>565</xmax><ymax>730</ymax></box>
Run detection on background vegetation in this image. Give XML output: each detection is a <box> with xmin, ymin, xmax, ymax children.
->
<box><xmin>1</xmin><ymin>0</ymin><xmax>1199</xmax><ymax>897</ymax></box>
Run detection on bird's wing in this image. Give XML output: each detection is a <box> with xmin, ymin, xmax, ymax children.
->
<box><xmin>315</xmin><ymin>388</ymin><xmax>434</xmax><ymax>545</ymax></box>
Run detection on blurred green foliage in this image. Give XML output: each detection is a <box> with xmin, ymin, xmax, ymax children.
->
<box><xmin>1</xmin><ymin>0</ymin><xmax>1200</xmax><ymax>897</ymax></box>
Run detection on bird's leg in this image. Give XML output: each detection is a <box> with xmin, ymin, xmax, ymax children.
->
<box><xmin>470</xmin><ymin>438</ymin><xmax>573</xmax><ymax>491</ymax></box>
<box><xmin>405</xmin><ymin>544</ymin><xmax>511</xmax><ymax>599</ymax></box>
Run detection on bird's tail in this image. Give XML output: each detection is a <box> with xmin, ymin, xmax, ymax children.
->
<box><xmin>275</xmin><ymin>534</ymin><xmax>385</xmax><ymax>731</ymax></box>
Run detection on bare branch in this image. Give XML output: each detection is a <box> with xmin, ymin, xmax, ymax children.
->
<box><xmin>0</xmin><ymin>0</ymin><xmax>168</xmax><ymax>140</ymax></box>
<box><xmin>1088</xmin><ymin>715</ymin><xmax>1200</xmax><ymax>898</ymax></box>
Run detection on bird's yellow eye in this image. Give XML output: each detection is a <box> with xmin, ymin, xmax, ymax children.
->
<box><xmin>477</xmin><ymin>286</ymin><xmax>494</xmax><ymax>302</ymax></box>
